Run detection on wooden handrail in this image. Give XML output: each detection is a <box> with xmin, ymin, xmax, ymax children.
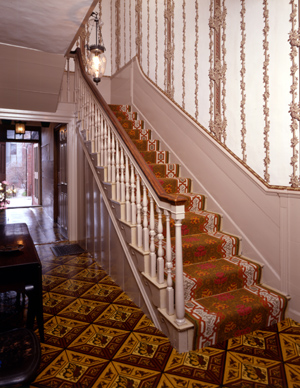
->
<box><xmin>75</xmin><ymin>48</ymin><xmax>187</xmax><ymax>207</ymax></box>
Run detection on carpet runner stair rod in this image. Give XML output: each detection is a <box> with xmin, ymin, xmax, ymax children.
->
<box><xmin>74</xmin><ymin>51</ymin><xmax>288</xmax><ymax>351</ymax></box>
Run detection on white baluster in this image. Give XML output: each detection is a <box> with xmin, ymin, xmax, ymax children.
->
<box><xmin>104</xmin><ymin>121</ymin><xmax>108</xmax><ymax>170</ymax></box>
<box><xmin>94</xmin><ymin>108</ymin><xmax>98</xmax><ymax>154</ymax></box>
<box><xmin>174</xmin><ymin>217</ymin><xmax>186</xmax><ymax>325</ymax></box>
<box><xmin>100</xmin><ymin>115</ymin><xmax>104</xmax><ymax>166</ymax></box>
<box><xmin>149</xmin><ymin>196</ymin><xmax>156</xmax><ymax>278</ymax></box>
<box><xmin>116</xmin><ymin>141</ymin><xmax>121</xmax><ymax>201</ymax></box>
<box><xmin>120</xmin><ymin>148</ymin><xmax>125</xmax><ymax>203</ymax></box>
<box><xmin>86</xmin><ymin>93</ymin><xmax>90</xmax><ymax>135</ymax></box>
<box><xmin>136</xmin><ymin>175</ymin><xmax>142</xmax><ymax>248</ymax></box>
<box><xmin>131</xmin><ymin>163</ymin><xmax>136</xmax><ymax>225</ymax></box>
<box><xmin>95</xmin><ymin>109</ymin><xmax>99</xmax><ymax>155</ymax></box>
<box><xmin>165</xmin><ymin>211</ymin><xmax>174</xmax><ymax>315</ymax></box>
<box><xmin>111</xmin><ymin>134</ymin><xmax>116</xmax><ymax>184</ymax></box>
<box><xmin>156</xmin><ymin>206</ymin><xmax>164</xmax><ymax>284</ymax></box>
<box><xmin>125</xmin><ymin>156</ymin><xmax>131</xmax><ymax>222</ymax></box>
<box><xmin>142</xmin><ymin>182</ymin><xmax>149</xmax><ymax>253</ymax></box>
<box><xmin>107</xmin><ymin>130</ymin><xmax>111</xmax><ymax>182</ymax></box>
<box><xmin>91</xmin><ymin>101</ymin><xmax>95</xmax><ymax>152</ymax></box>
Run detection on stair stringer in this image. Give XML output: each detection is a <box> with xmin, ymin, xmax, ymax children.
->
<box><xmin>78</xmin><ymin>121</ymin><xmax>195</xmax><ymax>353</ymax></box>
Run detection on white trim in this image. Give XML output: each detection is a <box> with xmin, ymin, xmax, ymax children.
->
<box><xmin>0</xmin><ymin>102</ymin><xmax>76</xmax><ymax>123</ymax></box>
<box><xmin>67</xmin><ymin>118</ymin><xmax>78</xmax><ymax>241</ymax></box>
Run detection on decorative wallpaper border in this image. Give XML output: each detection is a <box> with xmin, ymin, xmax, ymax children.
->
<box><xmin>182</xmin><ymin>0</ymin><xmax>186</xmax><ymax>109</ymax></box>
<box><xmin>195</xmin><ymin>0</ymin><xmax>199</xmax><ymax>120</ymax></box>
<box><xmin>240</xmin><ymin>0</ymin><xmax>247</xmax><ymax>163</ymax></box>
<box><xmin>289</xmin><ymin>0</ymin><xmax>300</xmax><ymax>188</ymax></box>
<box><xmin>263</xmin><ymin>0</ymin><xmax>270</xmax><ymax>183</ymax></box>
<box><xmin>135</xmin><ymin>0</ymin><xmax>142</xmax><ymax>62</ymax></box>
<box><xmin>155</xmin><ymin>0</ymin><xmax>158</xmax><ymax>84</ymax></box>
<box><xmin>115</xmin><ymin>0</ymin><xmax>121</xmax><ymax>71</ymax></box>
<box><xmin>209</xmin><ymin>0</ymin><xmax>227</xmax><ymax>142</ymax></box>
<box><xmin>164</xmin><ymin>0</ymin><xmax>174</xmax><ymax>99</ymax></box>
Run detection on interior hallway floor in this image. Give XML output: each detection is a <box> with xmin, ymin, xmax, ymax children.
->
<box><xmin>0</xmin><ymin>207</ymin><xmax>300</xmax><ymax>387</ymax></box>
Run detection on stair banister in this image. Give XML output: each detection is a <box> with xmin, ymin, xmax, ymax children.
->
<box><xmin>110</xmin><ymin>130</ymin><xmax>115</xmax><ymax>186</ymax></box>
<box><xmin>130</xmin><ymin>162</ymin><xmax>136</xmax><ymax>225</ymax></box>
<box><xmin>165</xmin><ymin>210</ymin><xmax>174</xmax><ymax>315</ymax></box>
<box><xmin>100</xmin><ymin>114</ymin><xmax>104</xmax><ymax>166</ymax></box>
<box><xmin>125</xmin><ymin>156</ymin><xmax>131</xmax><ymax>223</ymax></box>
<box><xmin>116</xmin><ymin>141</ymin><xmax>121</xmax><ymax>201</ymax></box>
<box><xmin>136</xmin><ymin>175</ymin><xmax>142</xmax><ymax>248</ymax></box>
<box><xmin>107</xmin><ymin>129</ymin><xmax>112</xmax><ymax>182</ymax></box>
<box><xmin>142</xmin><ymin>182</ymin><xmax>149</xmax><ymax>253</ymax></box>
<box><xmin>74</xmin><ymin>48</ymin><xmax>188</xmax><ymax>326</ymax></box>
<box><xmin>120</xmin><ymin>148</ymin><xmax>125</xmax><ymax>204</ymax></box>
<box><xmin>156</xmin><ymin>206</ymin><xmax>164</xmax><ymax>284</ymax></box>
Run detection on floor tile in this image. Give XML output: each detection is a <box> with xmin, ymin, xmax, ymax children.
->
<box><xmin>94</xmin><ymin>361</ymin><xmax>162</xmax><ymax>387</ymax></box>
<box><xmin>58</xmin><ymin>298</ymin><xmax>110</xmax><ymax>323</ymax></box>
<box><xmin>113</xmin><ymin>332</ymin><xmax>173</xmax><ymax>371</ymax></box>
<box><xmin>94</xmin><ymin>304</ymin><xmax>145</xmax><ymax>331</ymax></box>
<box><xmin>50</xmin><ymin>279</ymin><xmax>95</xmax><ymax>297</ymax></box>
<box><xmin>67</xmin><ymin>324</ymin><xmax>130</xmax><ymax>360</ymax></box>
<box><xmin>33</xmin><ymin>349</ymin><xmax>109</xmax><ymax>388</ymax></box>
<box><xmin>43</xmin><ymin>316</ymin><xmax>90</xmax><ymax>348</ymax></box>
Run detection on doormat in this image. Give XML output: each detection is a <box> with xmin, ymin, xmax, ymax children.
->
<box><xmin>51</xmin><ymin>244</ymin><xmax>86</xmax><ymax>257</ymax></box>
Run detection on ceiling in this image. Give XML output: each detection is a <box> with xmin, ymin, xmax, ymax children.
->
<box><xmin>0</xmin><ymin>0</ymin><xmax>97</xmax><ymax>114</ymax></box>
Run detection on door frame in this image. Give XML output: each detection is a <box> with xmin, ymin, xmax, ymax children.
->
<box><xmin>54</xmin><ymin>123</ymin><xmax>68</xmax><ymax>237</ymax></box>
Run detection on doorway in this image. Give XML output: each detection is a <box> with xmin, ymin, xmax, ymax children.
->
<box><xmin>1</xmin><ymin>142</ymin><xmax>40</xmax><ymax>208</ymax></box>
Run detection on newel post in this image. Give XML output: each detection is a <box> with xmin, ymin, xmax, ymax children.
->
<box><xmin>171</xmin><ymin>204</ymin><xmax>186</xmax><ymax>326</ymax></box>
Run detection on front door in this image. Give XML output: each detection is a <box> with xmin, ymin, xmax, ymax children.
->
<box><xmin>57</xmin><ymin>126</ymin><xmax>68</xmax><ymax>237</ymax></box>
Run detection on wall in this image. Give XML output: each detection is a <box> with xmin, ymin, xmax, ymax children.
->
<box><xmin>98</xmin><ymin>0</ymin><xmax>299</xmax><ymax>188</ymax></box>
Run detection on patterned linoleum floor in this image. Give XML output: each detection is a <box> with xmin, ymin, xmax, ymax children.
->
<box><xmin>1</xmin><ymin>208</ymin><xmax>300</xmax><ymax>387</ymax></box>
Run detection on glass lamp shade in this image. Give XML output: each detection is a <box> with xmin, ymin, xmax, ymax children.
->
<box><xmin>87</xmin><ymin>45</ymin><xmax>107</xmax><ymax>85</ymax></box>
<box><xmin>15</xmin><ymin>123</ymin><xmax>25</xmax><ymax>134</ymax></box>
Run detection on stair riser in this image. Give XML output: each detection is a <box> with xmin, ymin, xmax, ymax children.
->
<box><xmin>168</xmin><ymin>234</ymin><xmax>240</xmax><ymax>266</ymax></box>
<box><xmin>120</xmin><ymin>120</ymin><xmax>144</xmax><ymax>130</ymax></box>
<box><xmin>132</xmin><ymin>140</ymin><xmax>159</xmax><ymax>152</ymax></box>
<box><xmin>125</xmin><ymin>128</ymin><xmax>151</xmax><ymax>140</ymax></box>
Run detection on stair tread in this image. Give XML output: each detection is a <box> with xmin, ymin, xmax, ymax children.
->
<box><xmin>181</xmin><ymin>256</ymin><xmax>261</xmax><ymax>300</ymax></box>
<box><xmin>140</xmin><ymin>150</ymin><xmax>169</xmax><ymax>164</ymax></box>
<box><xmin>132</xmin><ymin>139</ymin><xmax>159</xmax><ymax>152</ymax></box>
<box><xmin>157</xmin><ymin>177</ymin><xmax>191</xmax><ymax>194</ymax></box>
<box><xmin>125</xmin><ymin>128</ymin><xmax>151</xmax><ymax>140</ymax></box>
<box><xmin>185</xmin><ymin>284</ymin><xmax>287</xmax><ymax>348</ymax></box>
<box><xmin>170</xmin><ymin>232</ymin><xmax>239</xmax><ymax>265</ymax></box>
<box><xmin>161</xmin><ymin>210</ymin><xmax>220</xmax><ymax>235</ymax></box>
<box><xmin>119</xmin><ymin>119</ymin><xmax>144</xmax><ymax>129</ymax></box>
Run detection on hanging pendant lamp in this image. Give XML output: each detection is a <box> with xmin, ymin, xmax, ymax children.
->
<box><xmin>86</xmin><ymin>12</ymin><xmax>107</xmax><ymax>85</ymax></box>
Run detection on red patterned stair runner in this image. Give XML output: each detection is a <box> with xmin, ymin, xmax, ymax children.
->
<box><xmin>109</xmin><ymin>104</ymin><xmax>288</xmax><ymax>349</ymax></box>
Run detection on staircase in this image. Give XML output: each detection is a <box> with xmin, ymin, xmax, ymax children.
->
<box><xmin>107</xmin><ymin>104</ymin><xmax>288</xmax><ymax>350</ymax></box>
